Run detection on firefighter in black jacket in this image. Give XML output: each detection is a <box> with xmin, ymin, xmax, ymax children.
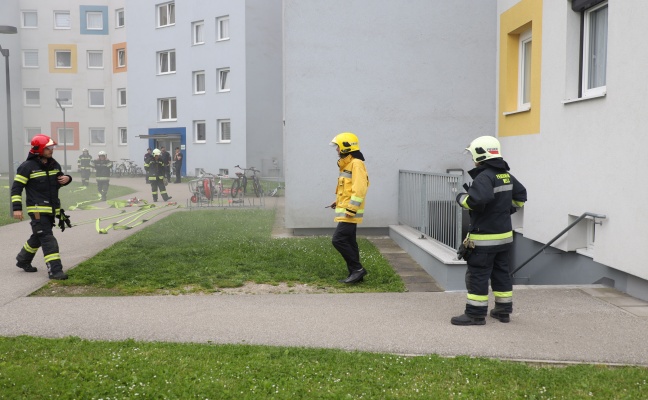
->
<box><xmin>12</xmin><ymin>134</ymin><xmax>72</xmax><ymax>280</ymax></box>
<box><xmin>145</xmin><ymin>148</ymin><xmax>172</xmax><ymax>202</ymax></box>
<box><xmin>91</xmin><ymin>151</ymin><xmax>112</xmax><ymax>201</ymax></box>
<box><xmin>451</xmin><ymin>136</ymin><xmax>527</xmax><ymax>326</ymax></box>
<box><xmin>77</xmin><ymin>148</ymin><xmax>92</xmax><ymax>186</ymax></box>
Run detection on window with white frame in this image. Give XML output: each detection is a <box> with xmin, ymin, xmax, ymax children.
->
<box><xmin>194</xmin><ymin>71</ymin><xmax>205</xmax><ymax>94</ymax></box>
<box><xmin>218</xmin><ymin>68</ymin><xmax>230</xmax><ymax>92</ymax></box>
<box><xmin>582</xmin><ymin>1</ymin><xmax>608</xmax><ymax>97</ymax></box>
<box><xmin>89</xmin><ymin>128</ymin><xmax>105</xmax><ymax>145</ymax></box>
<box><xmin>117</xmin><ymin>88</ymin><xmax>126</xmax><ymax>107</ymax></box>
<box><xmin>159</xmin><ymin>98</ymin><xmax>177</xmax><ymax>121</ymax></box>
<box><xmin>117</xmin><ymin>48</ymin><xmax>126</xmax><ymax>68</ymax></box>
<box><xmin>22</xmin><ymin>11</ymin><xmax>38</xmax><ymax>28</ymax></box>
<box><xmin>194</xmin><ymin>121</ymin><xmax>206</xmax><ymax>142</ymax></box>
<box><xmin>22</xmin><ymin>50</ymin><xmax>39</xmax><ymax>68</ymax></box>
<box><xmin>217</xmin><ymin>16</ymin><xmax>229</xmax><ymax>41</ymax></box>
<box><xmin>25</xmin><ymin>127</ymin><xmax>41</xmax><ymax>144</ymax></box>
<box><xmin>157</xmin><ymin>2</ymin><xmax>175</xmax><ymax>28</ymax></box>
<box><xmin>24</xmin><ymin>89</ymin><xmax>40</xmax><ymax>106</ymax></box>
<box><xmin>55</xmin><ymin>50</ymin><xmax>72</xmax><ymax>68</ymax></box>
<box><xmin>218</xmin><ymin>119</ymin><xmax>230</xmax><ymax>142</ymax></box>
<box><xmin>86</xmin><ymin>11</ymin><xmax>103</xmax><ymax>30</ymax></box>
<box><xmin>518</xmin><ymin>30</ymin><xmax>532</xmax><ymax>110</ymax></box>
<box><xmin>54</xmin><ymin>11</ymin><xmax>71</xmax><ymax>29</ymax></box>
<box><xmin>88</xmin><ymin>89</ymin><xmax>105</xmax><ymax>107</ymax></box>
<box><xmin>87</xmin><ymin>50</ymin><xmax>103</xmax><ymax>68</ymax></box>
<box><xmin>193</xmin><ymin>20</ymin><xmax>204</xmax><ymax>45</ymax></box>
<box><xmin>55</xmin><ymin>89</ymin><xmax>72</xmax><ymax>107</ymax></box>
<box><xmin>157</xmin><ymin>50</ymin><xmax>176</xmax><ymax>74</ymax></box>
<box><xmin>119</xmin><ymin>127</ymin><xmax>127</xmax><ymax>145</ymax></box>
<box><xmin>116</xmin><ymin>9</ymin><xmax>125</xmax><ymax>28</ymax></box>
<box><xmin>58</xmin><ymin>127</ymin><xmax>74</xmax><ymax>146</ymax></box>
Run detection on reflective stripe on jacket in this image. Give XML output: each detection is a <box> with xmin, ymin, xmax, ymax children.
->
<box><xmin>334</xmin><ymin>155</ymin><xmax>369</xmax><ymax>224</ymax></box>
<box><xmin>11</xmin><ymin>154</ymin><xmax>71</xmax><ymax>214</ymax></box>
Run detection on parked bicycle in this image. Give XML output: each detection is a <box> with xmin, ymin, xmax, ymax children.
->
<box><xmin>231</xmin><ymin>165</ymin><xmax>262</xmax><ymax>198</ymax></box>
<box><xmin>268</xmin><ymin>182</ymin><xmax>285</xmax><ymax>197</ymax></box>
<box><xmin>113</xmin><ymin>159</ymin><xmax>143</xmax><ymax>177</ymax></box>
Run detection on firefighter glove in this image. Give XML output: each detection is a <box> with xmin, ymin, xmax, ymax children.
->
<box><xmin>57</xmin><ymin>209</ymin><xmax>72</xmax><ymax>232</ymax></box>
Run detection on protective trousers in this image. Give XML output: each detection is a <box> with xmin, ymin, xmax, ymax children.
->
<box><xmin>332</xmin><ymin>222</ymin><xmax>363</xmax><ymax>275</ymax></box>
<box><xmin>464</xmin><ymin>249</ymin><xmax>513</xmax><ymax>317</ymax></box>
<box><xmin>97</xmin><ymin>179</ymin><xmax>110</xmax><ymax>199</ymax></box>
<box><xmin>150</xmin><ymin>179</ymin><xmax>170</xmax><ymax>202</ymax></box>
<box><xmin>16</xmin><ymin>214</ymin><xmax>64</xmax><ymax>273</ymax></box>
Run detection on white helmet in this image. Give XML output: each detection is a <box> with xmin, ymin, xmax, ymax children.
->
<box><xmin>465</xmin><ymin>136</ymin><xmax>502</xmax><ymax>163</ymax></box>
<box><xmin>98</xmin><ymin>151</ymin><xmax>107</xmax><ymax>156</ymax></box>
<box><xmin>152</xmin><ymin>148</ymin><xmax>162</xmax><ymax>156</ymax></box>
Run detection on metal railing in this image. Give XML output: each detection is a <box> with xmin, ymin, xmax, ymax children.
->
<box><xmin>398</xmin><ymin>169</ymin><xmax>464</xmax><ymax>249</ymax></box>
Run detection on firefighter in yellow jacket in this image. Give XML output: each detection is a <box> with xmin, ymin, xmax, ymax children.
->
<box><xmin>329</xmin><ymin>132</ymin><xmax>369</xmax><ymax>284</ymax></box>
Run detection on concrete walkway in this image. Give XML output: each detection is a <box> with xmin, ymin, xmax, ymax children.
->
<box><xmin>2</xmin><ymin>177</ymin><xmax>648</xmax><ymax>367</ymax></box>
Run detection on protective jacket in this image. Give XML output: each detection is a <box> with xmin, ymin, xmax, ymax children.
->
<box><xmin>456</xmin><ymin>158</ymin><xmax>527</xmax><ymax>252</ymax></box>
<box><xmin>334</xmin><ymin>154</ymin><xmax>369</xmax><ymax>224</ymax></box>
<box><xmin>91</xmin><ymin>159</ymin><xmax>113</xmax><ymax>181</ymax></box>
<box><xmin>77</xmin><ymin>153</ymin><xmax>92</xmax><ymax>171</ymax></box>
<box><xmin>145</xmin><ymin>158</ymin><xmax>166</xmax><ymax>182</ymax></box>
<box><xmin>11</xmin><ymin>153</ymin><xmax>72</xmax><ymax>215</ymax></box>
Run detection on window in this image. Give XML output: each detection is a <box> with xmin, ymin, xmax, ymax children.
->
<box><xmin>157</xmin><ymin>2</ymin><xmax>175</xmax><ymax>28</ymax></box>
<box><xmin>119</xmin><ymin>127</ymin><xmax>127</xmax><ymax>145</ymax></box>
<box><xmin>54</xmin><ymin>11</ymin><xmax>71</xmax><ymax>29</ymax></box>
<box><xmin>157</xmin><ymin>50</ymin><xmax>176</xmax><ymax>74</ymax></box>
<box><xmin>116</xmin><ymin>9</ymin><xmax>125</xmax><ymax>28</ymax></box>
<box><xmin>88</xmin><ymin>50</ymin><xmax>103</xmax><ymax>68</ymax></box>
<box><xmin>159</xmin><ymin>98</ymin><xmax>177</xmax><ymax>121</ymax></box>
<box><xmin>22</xmin><ymin>50</ymin><xmax>39</xmax><ymax>68</ymax></box>
<box><xmin>117</xmin><ymin>48</ymin><xmax>126</xmax><ymax>68</ymax></box>
<box><xmin>89</xmin><ymin>128</ymin><xmax>105</xmax><ymax>145</ymax></box>
<box><xmin>117</xmin><ymin>88</ymin><xmax>126</xmax><ymax>107</ymax></box>
<box><xmin>58</xmin><ymin>127</ymin><xmax>74</xmax><ymax>146</ymax></box>
<box><xmin>582</xmin><ymin>1</ymin><xmax>608</xmax><ymax>97</ymax></box>
<box><xmin>55</xmin><ymin>50</ymin><xmax>72</xmax><ymax>68</ymax></box>
<box><xmin>192</xmin><ymin>20</ymin><xmax>205</xmax><ymax>45</ymax></box>
<box><xmin>22</xmin><ymin>11</ymin><xmax>38</xmax><ymax>28</ymax></box>
<box><xmin>194</xmin><ymin>121</ymin><xmax>206</xmax><ymax>142</ymax></box>
<box><xmin>25</xmin><ymin>128</ymin><xmax>41</xmax><ymax>144</ymax></box>
<box><xmin>218</xmin><ymin>68</ymin><xmax>230</xmax><ymax>92</ymax></box>
<box><xmin>518</xmin><ymin>30</ymin><xmax>532</xmax><ymax>110</ymax></box>
<box><xmin>218</xmin><ymin>119</ymin><xmax>231</xmax><ymax>142</ymax></box>
<box><xmin>89</xmin><ymin>89</ymin><xmax>105</xmax><ymax>107</ymax></box>
<box><xmin>55</xmin><ymin>89</ymin><xmax>72</xmax><ymax>107</ymax></box>
<box><xmin>217</xmin><ymin>16</ymin><xmax>229</xmax><ymax>41</ymax></box>
<box><xmin>194</xmin><ymin>71</ymin><xmax>205</xmax><ymax>94</ymax></box>
<box><xmin>219</xmin><ymin>168</ymin><xmax>229</xmax><ymax>176</ymax></box>
<box><xmin>24</xmin><ymin>89</ymin><xmax>40</xmax><ymax>106</ymax></box>
<box><xmin>86</xmin><ymin>11</ymin><xmax>103</xmax><ymax>30</ymax></box>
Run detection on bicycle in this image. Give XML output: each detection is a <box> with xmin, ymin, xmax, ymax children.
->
<box><xmin>231</xmin><ymin>165</ymin><xmax>262</xmax><ymax>198</ymax></box>
<box><xmin>268</xmin><ymin>182</ymin><xmax>285</xmax><ymax>197</ymax></box>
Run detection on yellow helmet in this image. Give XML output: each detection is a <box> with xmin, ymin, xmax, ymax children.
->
<box><xmin>466</xmin><ymin>136</ymin><xmax>502</xmax><ymax>163</ymax></box>
<box><xmin>330</xmin><ymin>132</ymin><xmax>360</xmax><ymax>154</ymax></box>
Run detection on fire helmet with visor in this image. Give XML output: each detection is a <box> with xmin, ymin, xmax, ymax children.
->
<box><xmin>329</xmin><ymin>132</ymin><xmax>360</xmax><ymax>155</ymax></box>
<box><xmin>30</xmin><ymin>134</ymin><xmax>56</xmax><ymax>155</ymax></box>
<box><xmin>465</xmin><ymin>136</ymin><xmax>502</xmax><ymax>163</ymax></box>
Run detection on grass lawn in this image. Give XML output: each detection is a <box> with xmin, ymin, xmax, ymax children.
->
<box><xmin>0</xmin><ymin>176</ymin><xmax>136</xmax><ymax>227</ymax></box>
<box><xmin>1</xmin><ymin>336</ymin><xmax>646</xmax><ymax>399</ymax></box>
<box><xmin>35</xmin><ymin>209</ymin><xmax>405</xmax><ymax>295</ymax></box>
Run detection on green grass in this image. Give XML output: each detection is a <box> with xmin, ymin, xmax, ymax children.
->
<box><xmin>36</xmin><ymin>209</ymin><xmax>404</xmax><ymax>295</ymax></box>
<box><xmin>0</xmin><ymin>336</ymin><xmax>646</xmax><ymax>399</ymax></box>
<box><xmin>0</xmin><ymin>176</ymin><xmax>136</xmax><ymax>227</ymax></box>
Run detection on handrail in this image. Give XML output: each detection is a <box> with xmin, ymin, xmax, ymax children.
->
<box><xmin>510</xmin><ymin>212</ymin><xmax>606</xmax><ymax>277</ymax></box>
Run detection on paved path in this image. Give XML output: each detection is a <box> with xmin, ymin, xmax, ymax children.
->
<box><xmin>2</xmin><ymin>178</ymin><xmax>648</xmax><ymax>366</ymax></box>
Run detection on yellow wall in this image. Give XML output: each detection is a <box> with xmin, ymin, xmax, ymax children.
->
<box><xmin>48</xmin><ymin>44</ymin><xmax>78</xmax><ymax>74</ymax></box>
<box><xmin>498</xmin><ymin>0</ymin><xmax>542</xmax><ymax>136</ymax></box>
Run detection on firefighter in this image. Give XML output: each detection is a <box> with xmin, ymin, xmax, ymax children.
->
<box><xmin>12</xmin><ymin>134</ymin><xmax>72</xmax><ymax>280</ymax></box>
<box><xmin>145</xmin><ymin>148</ymin><xmax>172</xmax><ymax>202</ymax></box>
<box><xmin>451</xmin><ymin>136</ymin><xmax>527</xmax><ymax>325</ymax></box>
<box><xmin>91</xmin><ymin>151</ymin><xmax>112</xmax><ymax>201</ymax></box>
<box><xmin>77</xmin><ymin>148</ymin><xmax>92</xmax><ymax>186</ymax></box>
<box><xmin>329</xmin><ymin>132</ymin><xmax>370</xmax><ymax>284</ymax></box>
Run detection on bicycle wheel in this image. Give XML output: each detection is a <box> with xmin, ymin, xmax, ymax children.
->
<box><xmin>117</xmin><ymin>164</ymin><xmax>127</xmax><ymax>177</ymax></box>
<box><xmin>230</xmin><ymin>180</ymin><xmax>241</xmax><ymax>198</ymax></box>
<box><xmin>252</xmin><ymin>179</ymin><xmax>262</xmax><ymax>197</ymax></box>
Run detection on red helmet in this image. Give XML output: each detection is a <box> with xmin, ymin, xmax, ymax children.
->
<box><xmin>30</xmin><ymin>134</ymin><xmax>56</xmax><ymax>155</ymax></box>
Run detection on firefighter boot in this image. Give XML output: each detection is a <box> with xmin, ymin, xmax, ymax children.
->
<box><xmin>16</xmin><ymin>249</ymin><xmax>37</xmax><ymax>272</ymax></box>
<box><xmin>47</xmin><ymin>262</ymin><xmax>68</xmax><ymax>280</ymax></box>
<box><xmin>490</xmin><ymin>308</ymin><xmax>510</xmax><ymax>323</ymax></box>
<box><xmin>451</xmin><ymin>313</ymin><xmax>486</xmax><ymax>326</ymax></box>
